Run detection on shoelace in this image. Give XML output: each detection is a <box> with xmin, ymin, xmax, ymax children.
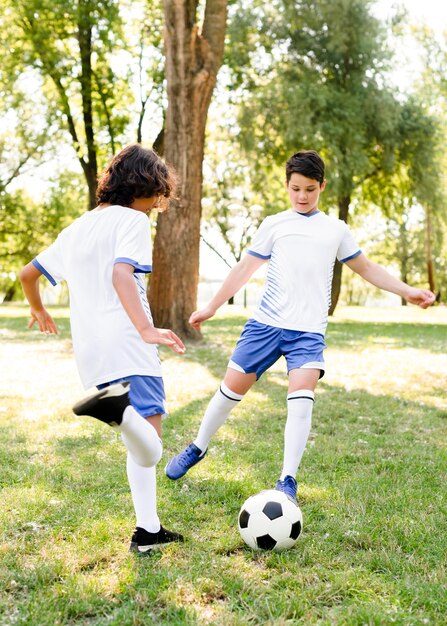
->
<box><xmin>178</xmin><ymin>445</ymin><xmax>196</xmax><ymax>467</ymax></box>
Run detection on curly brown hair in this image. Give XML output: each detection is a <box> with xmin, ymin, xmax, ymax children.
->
<box><xmin>96</xmin><ymin>144</ymin><xmax>176</xmax><ymax>210</ymax></box>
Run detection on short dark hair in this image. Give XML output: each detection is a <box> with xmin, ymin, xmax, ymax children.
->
<box><xmin>286</xmin><ymin>150</ymin><xmax>325</xmax><ymax>184</ymax></box>
<box><xmin>96</xmin><ymin>144</ymin><xmax>176</xmax><ymax>209</ymax></box>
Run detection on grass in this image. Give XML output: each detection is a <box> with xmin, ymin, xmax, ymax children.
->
<box><xmin>0</xmin><ymin>303</ymin><xmax>446</xmax><ymax>625</ymax></box>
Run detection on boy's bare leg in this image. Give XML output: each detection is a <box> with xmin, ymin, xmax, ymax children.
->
<box><xmin>146</xmin><ymin>414</ymin><xmax>162</xmax><ymax>437</ymax></box>
<box><xmin>223</xmin><ymin>368</ymin><xmax>257</xmax><ymax>395</ymax></box>
<box><xmin>288</xmin><ymin>367</ymin><xmax>320</xmax><ymax>394</ymax></box>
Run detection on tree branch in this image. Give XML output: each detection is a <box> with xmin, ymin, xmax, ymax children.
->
<box><xmin>200</xmin><ymin>234</ymin><xmax>233</xmax><ymax>268</ymax></box>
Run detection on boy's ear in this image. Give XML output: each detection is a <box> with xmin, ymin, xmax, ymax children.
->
<box><xmin>320</xmin><ymin>180</ymin><xmax>326</xmax><ymax>191</ymax></box>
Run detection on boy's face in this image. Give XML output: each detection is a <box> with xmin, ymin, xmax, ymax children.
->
<box><xmin>286</xmin><ymin>173</ymin><xmax>325</xmax><ymax>214</ymax></box>
<box><xmin>130</xmin><ymin>196</ymin><xmax>161</xmax><ymax>214</ymax></box>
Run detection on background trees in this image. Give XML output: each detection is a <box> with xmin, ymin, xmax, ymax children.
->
<box><xmin>2</xmin><ymin>0</ymin><xmax>126</xmax><ymax>208</ymax></box>
<box><xmin>0</xmin><ymin>0</ymin><xmax>445</xmax><ymax>321</ymax></box>
<box><xmin>225</xmin><ymin>0</ymin><xmax>443</xmax><ymax>313</ymax></box>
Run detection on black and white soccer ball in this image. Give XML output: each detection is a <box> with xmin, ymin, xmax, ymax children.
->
<box><xmin>238</xmin><ymin>489</ymin><xmax>303</xmax><ymax>551</ymax></box>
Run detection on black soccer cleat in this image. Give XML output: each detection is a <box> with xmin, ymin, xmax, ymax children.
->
<box><xmin>129</xmin><ymin>526</ymin><xmax>184</xmax><ymax>553</ymax></box>
<box><xmin>72</xmin><ymin>382</ymin><xmax>130</xmax><ymax>427</ymax></box>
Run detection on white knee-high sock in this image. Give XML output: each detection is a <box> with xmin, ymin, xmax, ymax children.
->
<box><xmin>280</xmin><ymin>390</ymin><xmax>314</xmax><ymax>479</ymax></box>
<box><xmin>193</xmin><ymin>382</ymin><xmax>244</xmax><ymax>452</ymax></box>
<box><xmin>126</xmin><ymin>452</ymin><xmax>161</xmax><ymax>533</ymax></box>
<box><xmin>119</xmin><ymin>405</ymin><xmax>162</xmax><ymax>468</ymax></box>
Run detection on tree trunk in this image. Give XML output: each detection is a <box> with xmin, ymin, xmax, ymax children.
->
<box><xmin>149</xmin><ymin>0</ymin><xmax>228</xmax><ymax>338</ymax></box>
<box><xmin>82</xmin><ymin>163</ymin><xmax>98</xmax><ymax>210</ymax></box>
<box><xmin>77</xmin><ymin>0</ymin><xmax>98</xmax><ymax>209</ymax></box>
<box><xmin>2</xmin><ymin>283</ymin><xmax>16</xmax><ymax>303</ymax></box>
<box><xmin>22</xmin><ymin>1</ymin><xmax>99</xmax><ymax>210</ymax></box>
<box><xmin>329</xmin><ymin>195</ymin><xmax>351</xmax><ymax>315</ymax></box>
<box><xmin>425</xmin><ymin>206</ymin><xmax>437</xmax><ymax>294</ymax></box>
<box><xmin>399</xmin><ymin>220</ymin><xmax>408</xmax><ymax>306</ymax></box>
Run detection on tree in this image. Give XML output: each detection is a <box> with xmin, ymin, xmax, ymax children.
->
<box><xmin>8</xmin><ymin>0</ymin><xmax>129</xmax><ymax>208</ymax></box>
<box><xmin>0</xmin><ymin>100</ymin><xmax>58</xmax><ymax>300</ymax></box>
<box><xmin>227</xmin><ymin>0</ymin><xmax>411</xmax><ymax>313</ymax></box>
<box><xmin>0</xmin><ymin>172</ymin><xmax>86</xmax><ymax>301</ymax></box>
<box><xmin>414</xmin><ymin>26</ymin><xmax>447</xmax><ymax>300</ymax></box>
<box><xmin>1</xmin><ymin>0</ymin><xmax>167</xmax><ymax>209</ymax></box>
<box><xmin>201</xmin><ymin>169</ymin><xmax>263</xmax><ymax>304</ymax></box>
<box><xmin>357</xmin><ymin>92</ymin><xmax>443</xmax><ymax>300</ymax></box>
<box><xmin>360</xmin><ymin>172</ymin><xmax>427</xmax><ymax>306</ymax></box>
<box><xmin>149</xmin><ymin>0</ymin><xmax>228</xmax><ymax>338</ymax></box>
<box><xmin>201</xmin><ymin>126</ymin><xmax>268</xmax><ymax>287</ymax></box>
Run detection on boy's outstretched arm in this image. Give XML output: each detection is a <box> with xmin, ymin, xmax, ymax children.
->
<box><xmin>189</xmin><ymin>254</ymin><xmax>267</xmax><ymax>329</ymax></box>
<box><xmin>112</xmin><ymin>262</ymin><xmax>185</xmax><ymax>354</ymax></box>
<box><xmin>346</xmin><ymin>254</ymin><xmax>435</xmax><ymax>308</ymax></box>
<box><xmin>19</xmin><ymin>263</ymin><xmax>59</xmax><ymax>334</ymax></box>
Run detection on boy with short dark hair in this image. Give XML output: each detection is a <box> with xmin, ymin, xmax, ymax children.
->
<box><xmin>20</xmin><ymin>143</ymin><xmax>186</xmax><ymax>552</ymax></box>
<box><xmin>165</xmin><ymin>149</ymin><xmax>435</xmax><ymax>501</ymax></box>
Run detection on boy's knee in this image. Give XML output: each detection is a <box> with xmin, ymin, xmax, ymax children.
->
<box><xmin>132</xmin><ymin>439</ymin><xmax>163</xmax><ymax>468</ymax></box>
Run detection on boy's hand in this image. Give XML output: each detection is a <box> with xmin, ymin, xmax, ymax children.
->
<box><xmin>141</xmin><ymin>327</ymin><xmax>185</xmax><ymax>354</ymax></box>
<box><xmin>404</xmin><ymin>287</ymin><xmax>436</xmax><ymax>309</ymax></box>
<box><xmin>28</xmin><ymin>308</ymin><xmax>59</xmax><ymax>335</ymax></box>
<box><xmin>189</xmin><ymin>306</ymin><xmax>216</xmax><ymax>330</ymax></box>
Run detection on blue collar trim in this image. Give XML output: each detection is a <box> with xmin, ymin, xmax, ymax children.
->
<box><xmin>294</xmin><ymin>209</ymin><xmax>320</xmax><ymax>218</ymax></box>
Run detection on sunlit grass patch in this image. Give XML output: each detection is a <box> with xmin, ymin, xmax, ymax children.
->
<box><xmin>1</xmin><ymin>304</ymin><xmax>446</xmax><ymax>624</ymax></box>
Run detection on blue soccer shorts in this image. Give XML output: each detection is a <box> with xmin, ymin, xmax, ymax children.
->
<box><xmin>228</xmin><ymin>319</ymin><xmax>326</xmax><ymax>380</ymax></box>
<box><xmin>97</xmin><ymin>374</ymin><xmax>167</xmax><ymax>418</ymax></box>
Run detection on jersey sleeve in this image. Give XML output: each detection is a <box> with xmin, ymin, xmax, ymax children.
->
<box><xmin>114</xmin><ymin>213</ymin><xmax>152</xmax><ymax>273</ymax></box>
<box><xmin>247</xmin><ymin>216</ymin><xmax>274</xmax><ymax>260</ymax></box>
<box><xmin>337</xmin><ymin>224</ymin><xmax>362</xmax><ymax>263</ymax></box>
<box><xmin>33</xmin><ymin>233</ymin><xmax>66</xmax><ymax>286</ymax></box>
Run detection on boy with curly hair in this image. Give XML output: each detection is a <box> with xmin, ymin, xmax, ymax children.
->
<box><xmin>20</xmin><ymin>144</ymin><xmax>185</xmax><ymax>552</ymax></box>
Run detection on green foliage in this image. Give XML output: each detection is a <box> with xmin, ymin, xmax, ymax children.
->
<box><xmin>223</xmin><ymin>0</ymin><xmax>445</xmax><ymax>300</ymax></box>
<box><xmin>202</xmin><ymin>121</ymin><xmax>284</xmax><ymax>266</ymax></box>
<box><xmin>0</xmin><ymin>0</ymin><xmax>166</xmax><ymax>197</ymax></box>
<box><xmin>9</xmin><ymin>0</ymin><xmax>127</xmax><ymax>161</ymax></box>
<box><xmin>0</xmin><ymin>172</ymin><xmax>86</xmax><ymax>300</ymax></box>
<box><xmin>361</xmin><ymin>92</ymin><xmax>445</xmax><ymax>294</ymax></box>
<box><xmin>228</xmin><ymin>0</ymin><xmax>403</xmax><ymax>207</ymax></box>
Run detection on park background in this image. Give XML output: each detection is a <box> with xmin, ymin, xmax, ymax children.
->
<box><xmin>1</xmin><ymin>0</ymin><xmax>446</xmax><ymax>625</ymax></box>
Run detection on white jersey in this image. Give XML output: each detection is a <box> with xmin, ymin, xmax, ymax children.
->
<box><xmin>248</xmin><ymin>209</ymin><xmax>361</xmax><ymax>335</ymax></box>
<box><xmin>33</xmin><ymin>205</ymin><xmax>162</xmax><ymax>389</ymax></box>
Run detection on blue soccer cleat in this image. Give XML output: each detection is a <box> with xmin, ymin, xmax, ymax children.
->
<box><xmin>165</xmin><ymin>443</ymin><xmax>206</xmax><ymax>480</ymax></box>
<box><xmin>275</xmin><ymin>475</ymin><xmax>298</xmax><ymax>501</ymax></box>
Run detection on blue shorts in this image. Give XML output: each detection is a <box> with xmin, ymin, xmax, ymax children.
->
<box><xmin>229</xmin><ymin>319</ymin><xmax>326</xmax><ymax>380</ymax></box>
<box><xmin>97</xmin><ymin>375</ymin><xmax>167</xmax><ymax>418</ymax></box>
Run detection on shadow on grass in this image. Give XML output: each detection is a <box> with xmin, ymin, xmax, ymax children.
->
<box><xmin>1</xmin><ymin>377</ymin><xmax>446</xmax><ymax>624</ymax></box>
<box><xmin>1</xmin><ymin>309</ymin><xmax>446</xmax><ymax>624</ymax></box>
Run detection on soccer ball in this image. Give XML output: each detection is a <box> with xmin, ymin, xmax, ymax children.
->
<box><xmin>238</xmin><ymin>489</ymin><xmax>303</xmax><ymax>551</ymax></box>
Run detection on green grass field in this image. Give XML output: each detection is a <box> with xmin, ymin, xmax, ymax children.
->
<box><xmin>1</xmin><ymin>304</ymin><xmax>446</xmax><ymax>625</ymax></box>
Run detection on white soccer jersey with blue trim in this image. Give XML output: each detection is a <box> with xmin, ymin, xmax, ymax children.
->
<box><xmin>248</xmin><ymin>210</ymin><xmax>361</xmax><ymax>335</ymax></box>
<box><xmin>33</xmin><ymin>205</ymin><xmax>162</xmax><ymax>388</ymax></box>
